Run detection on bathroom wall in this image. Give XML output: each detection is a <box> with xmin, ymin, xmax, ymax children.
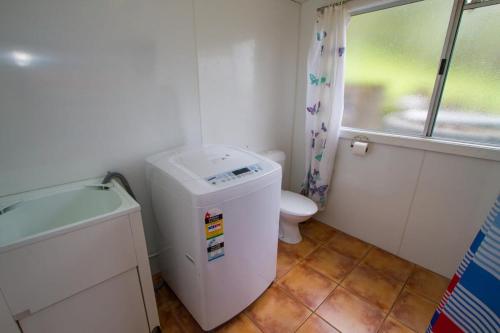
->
<box><xmin>290</xmin><ymin>0</ymin><xmax>500</xmax><ymax>277</ymax></box>
<box><xmin>317</xmin><ymin>139</ymin><xmax>500</xmax><ymax>277</ymax></box>
<box><xmin>3</xmin><ymin>0</ymin><xmax>496</xmax><ymax>279</ymax></box>
<box><xmin>0</xmin><ymin>0</ymin><xmax>202</xmax><ymax>258</ymax></box>
<box><xmin>0</xmin><ymin>0</ymin><xmax>301</xmax><ymax>269</ymax></box>
<box><xmin>194</xmin><ymin>0</ymin><xmax>300</xmax><ymax>188</ymax></box>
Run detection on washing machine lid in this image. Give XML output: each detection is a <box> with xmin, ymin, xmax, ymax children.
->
<box><xmin>147</xmin><ymin>145</ymin><xmax>282</xmax><ymax>203</ymax></box>
<box><xmin>280</xmin><ymin>191</ymin><xmax>318</xmax><ymax>216</ymax></box>
<box><xmin>147</xmin><ymin>145</ymin><xmax>280</xmax><ymax>186</ymax></box>
<box><xmin>173</xmin><ymin>146</ymin><xmax>259</xmax><ymax>179</ymax></box>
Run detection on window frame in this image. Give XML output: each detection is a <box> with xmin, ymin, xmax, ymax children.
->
<box><xmin>340</xmin><ymin>0</ymin><xmax>500</xmax><ymax>154</ymax></box>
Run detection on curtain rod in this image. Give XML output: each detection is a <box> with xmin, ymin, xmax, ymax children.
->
<box><xmin>317</xmin><ymin>0</ymin><xmax>351</xmax><ymax>11</ymax></box>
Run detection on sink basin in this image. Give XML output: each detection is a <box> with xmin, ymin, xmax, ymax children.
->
<box><xmin>0</xmin><ymin>179</ymin><xmax>138</xmax><ymax>252</ymax></box>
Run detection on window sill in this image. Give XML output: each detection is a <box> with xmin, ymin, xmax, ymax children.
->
<box><xmin>340</xmin><ymin>127</ymin><xmax>500</xmax><ymax>162</ymax></box>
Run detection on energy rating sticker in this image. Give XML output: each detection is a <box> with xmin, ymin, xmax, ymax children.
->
<box><xmin>204</xmin><ymin>208</ymin><xmax>224</xmax><ymax>261</ymax></box>
<box><xmin>205</xmin><ymin>208</ymin><xmax>224</xmax><ymax>240</ymax></box>
<box><xmin>207</xmin><ymin>235</ymin><xmax>224</xmax><ymax>262</ymax></box>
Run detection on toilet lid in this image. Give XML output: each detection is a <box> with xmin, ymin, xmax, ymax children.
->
<box><xmin>280</xmin><ymin>190</ymin><xmax>318</xmax><ymax>216</ymax></box>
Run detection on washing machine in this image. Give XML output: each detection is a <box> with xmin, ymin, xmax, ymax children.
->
<box><xmin>146</xmin><ymin>145</ymin><xmax>281</xmax><ymax>330</ymax></box>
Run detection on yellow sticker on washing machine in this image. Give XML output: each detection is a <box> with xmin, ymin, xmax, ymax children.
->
<box><xmin>205</xmin><ymin>208</ymin><xmax>225</xmax><ymax>261</ymax></box>
<box><xmin>204</xmin><ymin>208</ymin><xmax>224</xmax><ymax>240</ymax></box>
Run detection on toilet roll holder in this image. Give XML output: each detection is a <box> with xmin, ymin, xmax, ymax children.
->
<box><xmin>350</xmin><ymin>135</ymin><xmax>369</xmax><ymax>146</ymax></box>
<box><xmin>350</xmin><ymin>135</ymin><xmax>369</xmax><ymax>151</ymax></box>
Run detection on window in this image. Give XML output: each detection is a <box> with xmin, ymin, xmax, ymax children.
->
<box><xmin>433</xmin><ymin>3</ymin><xmax>500</xmax><ymax>145</ymax></box>
<box><xmin>343</xmin><ymin>0</ymin><xmax>500</xmax><ymax>147</ymax></box>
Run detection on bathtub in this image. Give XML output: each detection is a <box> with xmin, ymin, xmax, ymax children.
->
<box><xmin>0</xmin><ymin>178</ymin><xmax>139</xmax><ymax>253</ymax></box>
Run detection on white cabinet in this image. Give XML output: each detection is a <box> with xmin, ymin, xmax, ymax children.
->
<box><xmin>0</xmin><ymin>213</ymin><xmax>160</xmax><ymax>332</ymax></box>
<box><xmin>0</xmin><ymin>216</ymin><xmax>137</xmax><ymax>316</ymax></box>
<box><xmin>19</xmin><ymin>269</ymin><xmax>149</xmax><ymax>333</ymax></box>
<box><xmin>0</xmin><ymin>293</ymin><xmax>19</xmax><ymax>333</ymax></box>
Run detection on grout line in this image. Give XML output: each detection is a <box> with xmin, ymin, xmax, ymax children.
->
<box><xmin>311</xmin><ymin>284</ymin><xmax>343</xmax><ymax>333</ymax></box>
<box><xmin>190</xmin><ymin>0</ymin><xmax>205</xmax><ymax>145</ymax></box>
<box><xmin>242</xmin><ymin>311</ymin><xmax>265</xmax><ymax>333</ymax></box>
<box><xmin>301</xmin><ymin>229</ymin><xmax>421</xmax><ymax>333</ymax></box>
<box><xmin>287</xmin><ymin>0</ymin><xmax>303</xmax><ymax>191</ymax></box>
<box><xmin>294</xmin><ymin>312</ymin><xmax>314</xmax><ymax>333</ymax></box>
<box><xmin>376</xmin><ymin>265</ymin><xmax>415</xmax><ymax>333</ymax></box>
<box><xmin>273</xmin><ymin>280</ymin><xmax>315</xmax><ymax>329</ymax></box>
<box><xmin>396</xmin><ymin>151</ymin><xmax>427</xmax><ymax>254</ymax></box>
<box><xmin>278</xmin><ymin>233</ymin><xmax>343</xmax><ymax>331</ymax></box>
<box><xmin>404</xmin><ymin>287</ymin><xmax>440</xmax><ymax>307</ymax></box>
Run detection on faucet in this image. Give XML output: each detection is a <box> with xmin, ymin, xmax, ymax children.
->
<box><xmin>101</xmin><ymin>172</ymin><xmax>136</xmax><ymax>200</ymax></box>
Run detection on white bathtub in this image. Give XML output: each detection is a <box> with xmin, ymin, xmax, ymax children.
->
<box><xmin>0</xmin><ymin>178</ymin><xmax>138</xmax><ymax>253</ymax></box>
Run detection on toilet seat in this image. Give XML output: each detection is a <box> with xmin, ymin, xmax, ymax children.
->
<box><xmin>280</xmin><ymin>190</ymin><xmax>318</xmax><ymax>217</ymax></box>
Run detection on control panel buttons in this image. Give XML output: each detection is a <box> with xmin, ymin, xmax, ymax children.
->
<box><xmin>205</xmin><ymin>163</ymin><xmax>263</xmax><ymax>185</ymax></box>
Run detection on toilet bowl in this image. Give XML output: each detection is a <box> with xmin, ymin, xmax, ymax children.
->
<box><xmin>279</xmin><ymin>190</ymin><xmax>318</xmax><ymax>243</ymax></box>
<box><xmin>261</xmin><ymin>150</ymin><xmax>318</xmax><ymax>244</ymax></box>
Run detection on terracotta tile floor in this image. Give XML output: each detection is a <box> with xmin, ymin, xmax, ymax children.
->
<box><xmin>155</xmin><ymin>219</ymin><xmax>450</xmax><ymax>333</ymax></box>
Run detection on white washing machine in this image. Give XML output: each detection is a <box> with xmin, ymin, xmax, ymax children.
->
<box><xmin>146</xmin><ymin>145</ymin><xmax>281</xmax><ymax>330</ymax></box>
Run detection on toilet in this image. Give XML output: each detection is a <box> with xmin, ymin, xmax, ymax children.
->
<box><xmin>261</xmin><ymin>150</ymin><xmax>318</xmax><ymax>244</ymax></box>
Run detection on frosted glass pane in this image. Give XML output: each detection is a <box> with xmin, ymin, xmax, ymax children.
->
<box><xmin>343</xmin><ymin>0</ymin><xmax>453</xmax><ymax>135</ymax></box>
<box><xmin>434</xmin><ymin>5</ymin><xmax>500</xmax><ymax>146</ymax></box>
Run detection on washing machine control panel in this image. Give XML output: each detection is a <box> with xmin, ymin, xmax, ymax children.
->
<box><xmin>205</xmin><ymin>164</ymin><xmax>263</xmax><ymax>185</ymax></box>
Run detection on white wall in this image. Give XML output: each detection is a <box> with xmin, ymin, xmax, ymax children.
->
<box><xmin>399</xmin><ymin>152</ymin><xmax>500</xmax><ymax>276</ymax></box>
<box><xmin>317</xmin><ymin>140</ymin><xmax>500</xmax><ymax>277</ymax></box>
<box><xmin>291</xmin><ymin>0</ymin><xmax>500</xmax><ymax>277</ymax></box>
<box><xmin>0</xmin><ymin>0</ymin><xmax>301</xmax><ymax>268</ymax></box>
<box><xmin>3</xmin><ymin>0</ymin><xmax>495</xmax><ymax>278</ymax></box>
<box><xmin>194</xmin><ymin>0</ymin><xmax>300</xmax><ymax>187</ymax></box>
<box><xmin>0</xmin><ymin>0</ymin><xmax>203</xmax><ymax>256</ymax></box>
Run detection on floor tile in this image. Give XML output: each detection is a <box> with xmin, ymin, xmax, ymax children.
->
<box><xmin>341</xmin><ymin>264</ymin><xmax>404</xmax><ymax>312</ymax></box>
<box><xmin>379</xmin><ymin>316</ymin><xmax>416</xmax><ymax>333</ymax></box>
<box><xmin>363</xmin><ymin>248</ymin><xmax>414</xmax><ymax>282</ymax></box>
<box><xmin>276</xmin><ymin>246</ymin><xmax>300</xmax><ymax>279</ymax></box>
<box><xmin>279</xmin><ymin>263</ymin><xmax>337</xmax><ymax>310</ymax></box>
<box><xmin>299</xmin><ymin>219</ymin><xmax>337</xmax><ymax>243</ymax></box>
<box><xmin>296</xmin><ymin>314</ymin><xmax>340</xmax><ymax>333</ymax></box>
<box><xmin>278</xmin><ymin>236</ymin><xmax>319</xmax><ymax>259</ymax></box>
<box><xmin>316</xmin><ymin>287</ymin><xmax>386</xmax><ymax>333</ymax></box>
<box><xmin>152</xmin><ymin>273</ymin><xmax>163</xmax><ymax>286</ymax></box>
<box><xmin>215</xmin><ymin>313</ymin><xmax>262</xmax><ymax>333</ymax></box>
<box><xmin>406</xmin><ymin>266</ymin><xmax>449</xmax><ymax>303</ymax></box>
<box><xmin>156</xmin><ymin>285</ymin><xmax>181</xmax><ymax>311</ymax></box>
<box><xmin>326</xmin><ymin>232</ymin><xmax>372</xmax><ymax>260</ymax></box>
<box><xmin>390</xmin><ymin>290</ymin><xmax>437</xmax><ymax>333</ymax></box>
<box><xmin>304</xmin><ymin>247</ymin><xmax>357</xmax><ymax>282</ymax></box>
<box><xmin>159</xmin><ymin>302</ymin><xmax>203</xmax><ymax>333</ymax></box>
<box><xmin>158</xmin><ymin>307</ymin><xmax>185</xmax><ymax>333</ymax></box>
<box><xmin>155</xmin><ymin>230</ymin><xmax>443</xmax><ymax>333</ymax></box>
<box><xmin>245</xmin><ymin>285</ymin><xmax>311</xmax><ymax>332</ymax></box>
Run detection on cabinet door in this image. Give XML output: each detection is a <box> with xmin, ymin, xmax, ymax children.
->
<box><xmin>0</xmin><ymin>292</ymin><xmax>19</xmax><ymax>333</ymax></box>
<box><xmin>0</xmin><ymin>215</ymin><xmax>137</xmax><ymax>317</ymax></box>
<box><xmin>19</xmin><ymin>269</ymin><xmax>149</xmax><ymax>333</ymax></box>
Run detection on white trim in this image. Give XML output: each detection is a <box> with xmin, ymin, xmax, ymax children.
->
<box><xmin>348</xmin><ymin>0</ymin><xmax>422</xmax><ymax>16</ymax></box>
<box><xmin>340</xmin><ymin>127</ymin><xmax>500</xmax><ymax>161</ymax></box>
<box><xmin>464</xmin><ymin>0</ymin><xmax>500</xmax><ymax>10</ymax></box>
<box><xmin>424</xmin><ymin>0</ymin><xmax>464</xmax><ymax>137</ymax></box>
<box><xmin>345</xmin><ymin>0</ymin><xmax>420</xmax><ymax>15</ymax></box>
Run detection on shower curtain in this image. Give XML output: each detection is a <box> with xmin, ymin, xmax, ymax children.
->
<box><xmin>301</xmin><ymin>4</ymin><xmax>349</xmax><ymax>209</ymax></box>
<box><xmin>427</xmin><ymin>194</ymin><xmax>500</xmax><ymax>332</ymax></box>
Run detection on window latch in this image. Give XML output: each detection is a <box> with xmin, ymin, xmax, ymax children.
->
<box><xmin>438</xmin><ymin>58</ymin><xmax>447</xmax><ymax>75</ymax></box>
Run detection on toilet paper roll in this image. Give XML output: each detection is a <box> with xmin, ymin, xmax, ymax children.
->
<box><xmin>352</xmin><ymin>141</ymin><xmax>368</xmax><ymax>156</ymax></box>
